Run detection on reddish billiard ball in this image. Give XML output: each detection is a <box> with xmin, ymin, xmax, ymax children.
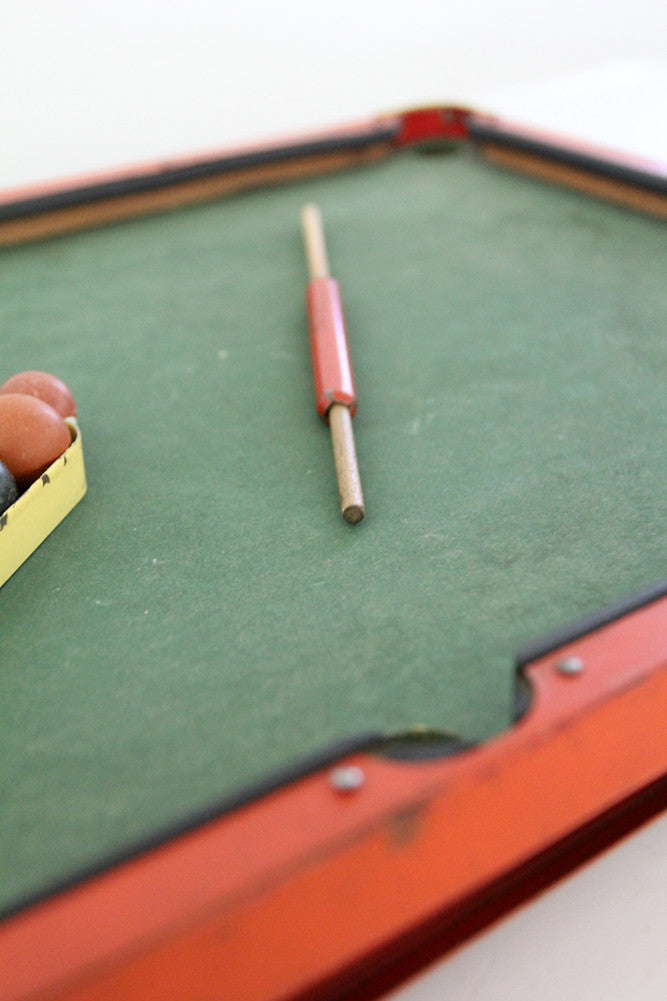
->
<box><xmin>0</xmin><ymin>394</ymin><xmax>72</xmax><ymax>489</ymax></box>
<box><xmin>0</xmin><ymin>370</ymin><xmax>77</xmax><ymax>419</ymax></box>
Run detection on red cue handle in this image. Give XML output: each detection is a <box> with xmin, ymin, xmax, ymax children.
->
<box><xmin>306</xmin><ymin>277</ymin><xmax>357</xmax><ymax>421</ymax></box>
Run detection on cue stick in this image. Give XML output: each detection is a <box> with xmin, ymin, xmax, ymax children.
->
<box><xmin>301</xmin><ymin>203</ymin><xmax>365</xmax><ymax>524</ymax></box>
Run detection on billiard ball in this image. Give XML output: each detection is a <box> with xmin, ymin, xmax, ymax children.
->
<box><xmin>0</xmin><ymin>394</ymin><xmax>71</xmax><ymax>489</ymax></box>
<box><xmin>0</xmin><ymin>459</ymin><xmax>18</xmax><ymax>515</ymax></box>
<box><xmin>0</xmin><ymin>370</ymin><xmax>77</xmax><ymax>418</ymax></box>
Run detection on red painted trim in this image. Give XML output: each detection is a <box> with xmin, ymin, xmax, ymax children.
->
<box><xmin>392</xmin><ymin>107</ymin><xmax>470</xmax><ymax>147</ymax></box>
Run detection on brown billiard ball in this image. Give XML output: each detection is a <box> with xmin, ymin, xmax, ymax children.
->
<box><xmin>0</xmin><ymin>370</ymin><xmax>77</xmax><ymax>419</ymax></box>
<box><xmin>0</xmin><ymin>394</ymin><xmax>71</xmax><ymax>489</ymax></box>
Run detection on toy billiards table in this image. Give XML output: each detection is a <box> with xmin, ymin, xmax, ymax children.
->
<box><xmin>0</xmin><ymin>108</ymin><xmax>666</xmax><ymax>1001</ymax></box>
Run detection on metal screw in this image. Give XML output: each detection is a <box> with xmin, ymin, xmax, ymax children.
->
<box><xmin>329</xmin><ymin>765</ymin><xmax>365</xmax><ymax>793</ymax></box>
<box><xmin>556</xmin><ymin>656</ymin><xmax>585</xmax><ymax>677</ymax></box>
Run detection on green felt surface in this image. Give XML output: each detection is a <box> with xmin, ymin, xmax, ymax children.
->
<box><xmin>0</xmin><ymin>148</ymin><xmax>665</xmax><ymax>913</ymax></box>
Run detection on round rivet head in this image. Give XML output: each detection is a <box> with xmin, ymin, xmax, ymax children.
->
<box><xmin>329</xmin><ymin>765</ymin><xmax>365</xmax><ymax>793</ymax></box>
<box><xmin>556</xmin><ymin>656</ymin><xmax>585</xmax><ymax>677</ymax></box>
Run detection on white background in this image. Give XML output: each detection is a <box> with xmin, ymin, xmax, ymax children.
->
<box><xmin>1</xmin><ymin>2</ymin><xmax>665</xmax><ymax>997</ymax></box>
<box><xmin>1</xmin><ymin>0</ymin><xmax>666</xmax><ymax>189</ymax></box>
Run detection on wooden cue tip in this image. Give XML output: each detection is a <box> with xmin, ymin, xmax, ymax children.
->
<box><xmin>342</xmin><ymin>502</ymin><xmax>365</xmax><ymax>525</ymax></box>
<box><xmin>300</xmin><ymin>201</ymin><xmax>321</xmax><ymax>223</ymax></box>
<box><xmin>300</xmin><ymin>202</ymin><xmax>322</xmax><ymax>244</ymax></box>
<box><xmin>300</xmin><ymin>202</ymin><xmax>330</xmax><ymax>280</ymax></box>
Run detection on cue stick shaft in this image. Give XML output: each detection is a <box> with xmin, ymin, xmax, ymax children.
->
<box><xmin>302</xmin><ymin>203</ymin><xmax>330</xmax><ymax>279</ymax></box>
<box><xmin>301</xmin><ymin>204</ymin><xmax>365</xmax><ymax>524</ymax></box>
<box><xmin>329</xmin><ymin>402</ymin><xmax>364</xmax><ymax>523</ymax></box>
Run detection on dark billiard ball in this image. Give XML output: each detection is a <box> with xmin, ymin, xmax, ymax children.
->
<box><xmin>0</xmin><ymin>394</ymin><xmax>72</xmax><ymax>489</ymax></box>
<box><xmin>0</xmin><ymin>370</ymin><xmax>77</xmax><ymax>419</ymax></box>
<box><xmin>0</xmin><ymin>459</ymin><xmax>18</xmax><ymax>515</ymax></box>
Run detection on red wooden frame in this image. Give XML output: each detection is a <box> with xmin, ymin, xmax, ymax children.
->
<box><xmin>2</xmin><ymin>586</ymin><xmax>665</xmax><ymax>1001</ymax></box>
<box><xmin>2</xmin><ymin>104</ymin><xmax>666</xmax><ymax>248</ymax></box>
